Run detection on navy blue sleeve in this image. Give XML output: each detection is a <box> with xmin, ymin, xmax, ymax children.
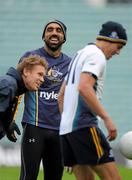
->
<box><xmin>0</xmin><ymin>80</ymin><xmax>10</xmax><ymax>112</ymax></box>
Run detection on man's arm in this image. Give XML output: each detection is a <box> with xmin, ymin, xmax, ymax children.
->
<box><xmin>0</xmin><ymin>96</ymin><xmax>21</xmax><ymax>142</ymax></box>
<box><xmin>78</xmin><ymin>72</ymin><xmax>117</xmax><ymax>141</ymax></box>
<box><xmin>58</xmin><ymin>80</ymin><xmax>66</xmax><ymax>113</ymax></box>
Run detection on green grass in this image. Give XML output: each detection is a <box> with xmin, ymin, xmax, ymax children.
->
<box><xmin>0</xmin><ymin>165</ymin><xmax>132</xmax><ymax>180</ymax></box>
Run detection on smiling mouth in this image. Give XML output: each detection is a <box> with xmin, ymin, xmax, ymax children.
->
<box><xmin>50</xmin><ymin>35</ymin><xmax>59</xmax><ymax>41</ymax></box>
<box><xmin>50</xmin><ymin>39</ymin><xmax>59</xmax><ymax>44</ymax></box>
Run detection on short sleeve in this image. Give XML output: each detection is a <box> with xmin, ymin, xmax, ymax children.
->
<box><xmin>82</xmin><ymin>52</ymin><xmax>106</xmax><ymax>78</ymax></box>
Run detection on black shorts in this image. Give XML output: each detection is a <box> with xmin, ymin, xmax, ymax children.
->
<box><xmin>60</xmin><ymin>127</ymin><xmax>115</xmax><ymax>166</ymax></box>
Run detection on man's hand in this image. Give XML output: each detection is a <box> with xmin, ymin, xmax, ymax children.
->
<box><xmin>6</xmin><ymin>122</ymin><xmax>21</xmax><ymax>142</ymax></box>
<box><xmin>104</xmin><ymin>117</ymin><xmax>117</xmax><ymax>141</ymax></box>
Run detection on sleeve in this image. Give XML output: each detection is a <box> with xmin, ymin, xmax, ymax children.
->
<box><xmin>0</xmin><ymin>120</ymin><xmax>5</xmax><ymax>140</ymax></box>
<box><xmin>0</xmin><ymin>84</ymin><xmax>11</xmax><ymax>131</ymax></box>
<box><xmin>0</xmin><ymin>81</ymin><xmax>10</xmax><ymax>112</ymax></box>
<box><xmin>0</xmin><ymin>80</ymin><xmax>19</xmax><ymax>131</ymax></box>
<box><xmin>0</xmin><ymin>96</ymin><xmax>19</xmax><ymax>131</ymax></box>
<box><xmin>82</xmin><ymin>52</ymin><xmax>106</xmax><ymax>79</ymax></box>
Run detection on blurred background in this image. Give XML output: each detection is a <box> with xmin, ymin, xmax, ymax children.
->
<box><xmin>0</xmin><ymin>0</ymin><xmax>132</xmax><ymax>168</ymax></box>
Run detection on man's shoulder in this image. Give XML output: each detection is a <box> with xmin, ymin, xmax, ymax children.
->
<box><xmin>62</xmin><ymin>53</ymin><xmax>72</xmax><ymax>62</ymax></box>
<box><xmin>19</xmin><ymin>47</ymin><xmax>43</xmax><ymax>62</ymax></box>
<box><xmin>62</xmin><ymin>52</ymin><xmax>71</xmax><ymax>58</ymax></box>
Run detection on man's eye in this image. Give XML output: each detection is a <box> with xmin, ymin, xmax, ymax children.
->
<box><xmin>57</xmin><ymin>28</ymin><xmax>62</xmax><ymax>33</ymax></box>
<box><xmin>47</xmin><ymin>27</ymin><xmax>53</xmax><ymax>32</ymax></box>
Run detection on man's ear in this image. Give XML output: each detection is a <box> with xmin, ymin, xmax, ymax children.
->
<box><xmin>22</xmin><ymin>68</ymin><xmax>29</xmax><ymax>77</ymax></box>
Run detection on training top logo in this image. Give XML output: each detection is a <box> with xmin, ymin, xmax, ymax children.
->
<box><xmin>46</xmin><ymin>66</ymin><xmax>63</xmax><ymax>83</ymax></box>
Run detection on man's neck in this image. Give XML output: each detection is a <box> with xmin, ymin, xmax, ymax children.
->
<box><xmin>44</xmin><ymin>46</ymin><xmax>61</xmax><ymax>58</ymax></box>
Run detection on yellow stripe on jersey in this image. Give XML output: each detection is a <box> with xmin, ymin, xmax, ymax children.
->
<box><xmin>90</xmin><ymin>127</ymin><xmax>103</xmax><ymax>159</ymax></box>
<box><xmin>35</xmin><ymin>91</ymin><xmax>39</xmax><ymax>126</ymax></box>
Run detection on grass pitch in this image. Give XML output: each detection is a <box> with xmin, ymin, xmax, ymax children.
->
<box><xmin>0</xmin><ymin>165</ymin><xmax>132</xmax><ymax>180</ymax></box>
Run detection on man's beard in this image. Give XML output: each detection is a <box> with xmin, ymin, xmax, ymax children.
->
<box><xmin>45</xmin><ymin>41</ymin><xmax>63</xmax><ymax>52</ymax></box>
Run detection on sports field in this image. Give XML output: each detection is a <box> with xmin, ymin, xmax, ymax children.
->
<box><xmin>0</xmin><ymin>165</ymin><xmax>132</xmax><ymax>180</ymax></box>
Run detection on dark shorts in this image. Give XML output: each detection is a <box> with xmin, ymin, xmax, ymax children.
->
<box><xmin>60</xmin><ymin>127</ymin><xmax>115</xmax><ymax>166</ymax></box>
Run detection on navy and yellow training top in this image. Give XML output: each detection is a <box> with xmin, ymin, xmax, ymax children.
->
<box><xmin>20</xmin><ymin>47</ymin><xmax>71</xmax><ymax>130</ymax></box>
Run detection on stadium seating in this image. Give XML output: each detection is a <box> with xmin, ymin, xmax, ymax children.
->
<box><xmin>0</xmin><ymin>0</ymin><xmax>132</xmax><ymax>166</ymax></box>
